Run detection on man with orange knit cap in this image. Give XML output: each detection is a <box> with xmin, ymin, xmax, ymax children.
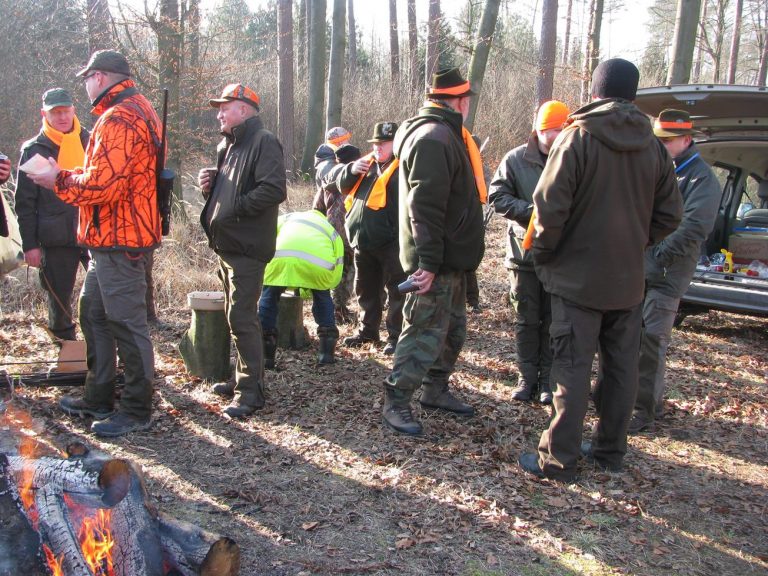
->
<box><xmin>489</xmin><ymin>100</ymin><xmax>570</xmax><ymax>405</ymax></box>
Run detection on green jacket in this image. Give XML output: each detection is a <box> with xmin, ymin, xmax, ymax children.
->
<box><xmin>488</xmin><ymin>133</ymin><xmax>546</xmax><ymax>270</ymax></box>
<box><xmin>392</xmin><ymin>104</ymin><xmax>485</xmax><ymax>274</ymax></box>
<box><xmin>336</xmin><ymin>158</ymin><xmax>399</xmax><ymax>251</ymax></box>
<box><xmin>264</xmin><ymin>210</ymin><xmax>344</xmax><ymax>290</ymax></box>
<box><xmin>201</xmin><ymin>116</ymin><xmax>287</xmax><ymax>260</ymax></box>
<box><xmin>645</xmin><ymin>143</ymin><xmax>721</xmax><ymax>298</ymax></box>
<box><xmin>532</xmin><ymin>99</ymin><xmax>682</xmax><ymax>310</ymax></box>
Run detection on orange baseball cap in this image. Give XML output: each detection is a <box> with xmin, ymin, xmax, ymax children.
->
<box><xmin>536</xmin><ymin>100</ymin><xmax>570</xmax><ymax>131</ymax></box>
<box><xmin>209</xmin><ymin>83</ymin><xmax>260</xmax><ymax>109</ymax></box>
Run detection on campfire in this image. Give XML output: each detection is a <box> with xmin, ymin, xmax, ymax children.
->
<box><xmin>1</xmin><ymin>406</ymin><xmax>239</xmax><ymax>576</ymax></box>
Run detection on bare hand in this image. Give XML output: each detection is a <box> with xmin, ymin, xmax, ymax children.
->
<box><xmin>411</xmin><ymin>268</ymin><xmax>436</xmax><ymax>295</ymax></box>
<box><xmin>351</xmin><ymin>157</ymin><xmax>372</xmax><ymax>176</ymax></box>
<box><xmin>24</xmin><ymin>248</ymin><xmax>43</xmax><ymax>268</ymax></box>
<box><xmin>198</xmin><ymin>167</ymin><xmax>215</xmax><ymax>198</ymax></box>
<box><xmin>28</xmin><ymin>157</ymin><xmax>60</xmax><ymax>190</ymax></box>
<box><xmin>0</xmin><ymin>158</ymin><xmax>10</xmax><ymax>183</ymax></box>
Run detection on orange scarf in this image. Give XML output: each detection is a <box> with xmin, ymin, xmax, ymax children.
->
<box><xmin>346</xmin><ymin>153</ymin><xmax>398</xmax><ymax>212</ymax></box>
<box><xmin>42</xmin><ymin>116</ymin><xmax>85</xmax><ymax>170</ymax></box>
<box><xmin>425</xmin><ymin>101</ymin><xmax>487</xmax><ymax>204</ymax></box>
<box><xmin>522</xmin><ymin>208</ymin><xmax>537</xmax><ymax>250</ymax></box>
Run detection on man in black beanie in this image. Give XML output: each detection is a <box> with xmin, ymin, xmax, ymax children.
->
<box><xmin>518</xmin><ymin>58</ymin><xmax>683</xmax><ymax>482</ymax></box>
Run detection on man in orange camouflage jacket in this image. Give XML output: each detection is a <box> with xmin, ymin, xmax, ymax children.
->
<box><xmin>31</xmin><ymin>50</ymin><xmax>161</xmax><ymax>438</ymax></box>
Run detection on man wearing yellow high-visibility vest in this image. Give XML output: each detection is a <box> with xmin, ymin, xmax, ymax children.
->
<box><xmin>258</xmin><ymin>210</ymin><xmax>345</xmax><ymax>367</ymax></box>
<box><xmin>336</xmin><ymin>122</ymin><xmax>407</xmax><ymax>356</ymax></box>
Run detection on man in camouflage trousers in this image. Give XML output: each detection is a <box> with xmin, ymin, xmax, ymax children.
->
<box><xmin>382</xmin><ymin>68</ymin><xmax>486</xmax><ymax>436</ymax></box>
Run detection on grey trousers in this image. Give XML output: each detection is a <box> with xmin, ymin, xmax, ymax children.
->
<box><xmin>218</xmin><ymin>252</ymin><xmax>266</xmax><ymax>408</ymax></box>
<box><xmin>538</xmin><ymin>295</ymin><xmax>641</xmax><ymax>481</ymax></box>
<box><xmin>79</xmin><ymin>251</ymin><xmax>154</xmax><ymax>419</ymax></box>
<box><xmin>633</xmin><ymin>290</ymin><xmax>680</xmax><ymax>422</ymax></box>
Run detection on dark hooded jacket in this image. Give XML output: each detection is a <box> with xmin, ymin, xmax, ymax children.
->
<box><xmin>488</xmin><ymin>133</ymin><xmax>546</xmax><ymax>270</ymax></box>
<box><xmin>201</xmin><ymin>115</ymin><xmax>287</xmax><ymax>260</ymax></box>
<box><xmin>392</xmin><ymin>103</ymin><xmax>485</xmax><ymax>274</ymax></box>
<box><xmin>532</xmin><ymin>99</ymin><xmax>682</xmax><ymax>310</ymax></box>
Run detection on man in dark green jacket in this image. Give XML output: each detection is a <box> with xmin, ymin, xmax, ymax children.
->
<box><xmin>337</xmin><ymin>121</ymin><xmax>407</xmax><ymax>355</ymax></box>
<box><xmin>518</xmin><ymin>59</ymin><xmax>682</xmax><ymax>482</ymax></box>
<box><xmin>489</xmin><ymin>100</ymin><xmax>570</xmax><ymax>405</ymax></box>
<box><xmin>15</xmin><ymin>88</ymin><xmax>90</xmax><ymax>341</ymax></box>
<box><xmin>198</xmin><ymin>83</ymin><xmax>287</xmax><ymax>418</ymax></box>
<box><xmin>383</xmin><ymin>68</ymin><xmax>485</xmax><ymax>436</ymax></box>
<box><xmin>630</xmin><ymin>109</ymin><xmax>721</xmax><ymax>434</ymax></box>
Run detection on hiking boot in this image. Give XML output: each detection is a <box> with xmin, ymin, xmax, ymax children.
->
<box><xmin>538</xmin><ymin>383</ymin><xmax>553</xmax><ymax>405</ymax></box>
<box><xmin>580</xmin><ymin>441</ymin><xmax>623</xmax><ymax>473</ymax></box>
<box><xmin>509</xmin><ymin>379</ymin><xmax>535</xmax><ymax>402</ymax></box>
<box><xmin>420</xmin><ymin>382</ymin><xmax>474</xmax><ymax>416</ymax></box>
<box><xmin>343</xmin><ymin>333</ymin><xmax>380</xmax><ymax>348</ymax></box>
<box><xmin>627</xmin><ymin>413</ymin><xmax>655</xmax><ymax>435</ymax></box>
<box><xmin>468</xmin><ymin>303</ymin><xmax>482</xmax><ymax>314</ymax></box>
<box><xmin>317</xmin><ymin>326</ymin><xmax>338</xmax><ymax>365</ymax></box>
<box><xmin>518</xmin><ymin>453</ymin><xmax>545</xmax><ymax>478</ymax></box>
<box><xmin>382</xmin><ymin>340</ymin><xmax>397</xmax><ymax>356</ymax></box>
<box><xmin>91</xmin><ymin>412</ymin><xmax>151</xmax><ymax>437</ymax></box>
<box><xmin>263</xmin><ymin>330</ymin><xmax>278</xmax><ymax>370</ymax></box>
<box><xmin>60</xmin><ymin>396</ymin><xmax>114</xmax><ymax>420</ymax></box>
<box><xmin>223</xmin><ymin>400</ymin><xmax>261</xmax><ymax>419</ymax></box>
<box><xmin>212</xmin><ymin>381</ymin><xmax>235</xmax><ymax>398</ymax></box>
<box><xmin>382</xmin><ymin>388</ymin><xmax>422</xmax><ymax>436</ymax></box>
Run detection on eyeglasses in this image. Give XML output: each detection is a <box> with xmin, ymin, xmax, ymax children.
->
<box><xmin>82</xmin><ymin>71</ymin><xmax>99</xmax><ymax>82</ymax></box>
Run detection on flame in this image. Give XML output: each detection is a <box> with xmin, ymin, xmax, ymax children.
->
<box><xmin>42</xmin><ymin>544</ymin><xmax>64</xmax><ymax>576</ymax></box>
<box><xmin>78</xmin><ymin>508</ymin><xmax>115</xmax><ymax>575</ymax></box>
<box><xmin>18</xmin><ymin>435</ymin><xmax>39</xmax><ymax>527</ymax></box>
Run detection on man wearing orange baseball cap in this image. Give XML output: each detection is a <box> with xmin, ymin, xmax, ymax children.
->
<box><xmin>197</xmin><ymin>83</ymin><xmax>287</xmax><ymax>418</ymax></box>
<box><xmin>489</xmin><ymin>100</ymin><xmax>570</xmax><ymax>406</ymax></box>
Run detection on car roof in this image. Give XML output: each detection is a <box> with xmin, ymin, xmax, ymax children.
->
<box><xmin>635</xmin><ymin>84</ymin><xmax>768</xmax><ymax>135</ymax></box>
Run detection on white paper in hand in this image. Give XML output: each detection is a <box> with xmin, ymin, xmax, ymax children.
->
<box><xmin>19</xmin><ymin>153</ymin><xmax>54</xmax><ymax>176</ymax></box>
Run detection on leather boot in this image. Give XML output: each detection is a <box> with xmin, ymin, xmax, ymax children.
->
<box><xmin>420</xmin><ymin>378</ymin><xmax>474</xmax><ymax>416</ymax></box>
<box><xmin>382</xmin><ymin>387</ymin><xmax>422</xmax><ymax>435</ymax></box>
<box><xmin>509</xmin><ymin>378</ymin><xmax>535</xmax><ymax>401</ymax></box>
<box><xmin>538</xmin><ymin>382</ymin><xmax>553</xmax><ymax>405</ymax></box>
<box><xmin>212</xmin><ymin>381</ymin><xmax>235</xmax><ymax>398</ymax></box>
<box><xmin>263</xmin><ymin>329</ymin><xmax>278</xmax><ymax>370</ymax></box>
<box><xmin>317</xmin><ymin>326</ymin><xmax>338</xmax><ymax>365</ymax></box>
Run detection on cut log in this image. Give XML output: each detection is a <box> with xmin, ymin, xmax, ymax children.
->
<box><xmin>277</xmin><ymin>291</ymin><xmax>306</xmax><ymax>349</ymax></box>
<box><xmin>179</xmin><ymin>292</ymin><xmax>232</xmax><ymax>382</ymax></box>
<box><xmin>158</xmin><ymin>512</ymin><xmax>240</xmax><ymax>576</ymax></box>
<box><xmin>35</xmin><ymin>484</ymin><xmax>92</xmax><ymax>576</ymax></box>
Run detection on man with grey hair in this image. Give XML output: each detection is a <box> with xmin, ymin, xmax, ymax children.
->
<box><xmin>518</xmin><ymin>58</ymin><xmax>682</xmax><ymax>482</ymax></box>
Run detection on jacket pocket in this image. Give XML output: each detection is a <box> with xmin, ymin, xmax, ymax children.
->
<box><xmin>549</xmin><ymin>321</ymin><xmax>573</xmax><ymax>368</ymax></box>
<box><xmin>37</xmin><ymin>212</ymin><xmax>73</xmax><ymax>247</ymax></box>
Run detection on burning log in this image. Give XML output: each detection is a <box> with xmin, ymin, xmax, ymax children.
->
<box><xmin>157</xmin><ymin>513</ymin><xmax>240</xmax><ymax>576</ymax></box>
<box><xmin>35</xmin><ymin>484</ymin><xmax>93</xmax><ymax>576</ymax></box>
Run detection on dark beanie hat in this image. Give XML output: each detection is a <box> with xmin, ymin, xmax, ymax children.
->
<box><xmin>335</xmin><ymin>144</ymin><xmax>362</xmax><ymax>164</ymax></box>
<box><xmin>591</xmin><ymin>58</ymin><xmax>639</xmax><ymax>101</ymax></box>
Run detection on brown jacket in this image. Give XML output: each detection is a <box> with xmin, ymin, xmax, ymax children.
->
<box><xmin>532</xmin><ymin>99</ymin><xmax>682</xmax><ymax>310</ymax></box>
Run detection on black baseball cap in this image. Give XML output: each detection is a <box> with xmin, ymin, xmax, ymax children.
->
<box><xmin>76</xmin><ymin>50</ymin><xmax>132</xmax><ymax>77</ymax></box>
<box><xmin>42</xmin><ymin>88</ymin><xmax>74</xmax><ymax>110</ymax></box>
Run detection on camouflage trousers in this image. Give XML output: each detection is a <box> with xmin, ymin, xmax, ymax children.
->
<box><xmin>385</xmin><ymin>271</ymin><xmax>467</xmax><ymax>396</ymax></box>
<box><xmin>333</xmin><ymin>249</ymin><xmax>355</xmax><ymax>322</ymax></box>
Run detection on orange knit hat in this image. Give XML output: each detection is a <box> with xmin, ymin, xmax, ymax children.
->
<box><xmin>535</xmin><ymin>100</ymin><xmax>570</xmax><ymax>131</ymax></box>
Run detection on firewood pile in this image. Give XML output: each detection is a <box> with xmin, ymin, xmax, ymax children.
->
<box><xmin>0</xmin><ymin>439</ymin><xmax>239</xmax><ymax>576</ymax></box>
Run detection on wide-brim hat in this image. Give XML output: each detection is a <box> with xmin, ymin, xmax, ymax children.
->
<box><xmin>653</xmin><ymin>108</ymin><xmax>700</xmax><ymax>138</ymax></box>
<box><xmin>42</xmin><ymin>88</ymin><xmax>74</xmax><ymax>110</ymax></box>
<box><xmin>368</xmin><ymin>121</ymin><xmax>398</xmax><ymax>143</ymax></box>
<box><xmin>76</xmin><ymin>50</ymin><xmax>131</xmax><ymax>77</ymax></box>
<box><xmin>426</xmin><ymin>67</ymin><xmax>476</xmax><ymax>99</ymax></box>
<box><xmin>209</xmin><ymin>83</ymin><xmax>260</xmax><ymax>109</ymax></box>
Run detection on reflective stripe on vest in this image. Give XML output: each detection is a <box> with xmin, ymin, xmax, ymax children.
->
<box><xmin>284</xmin><ymin>214</ymin><xmax>339</xmax><ymax>244</ymax></box>
<box><xmin>272</xmin><ymin>249</ymin><xmax>341</xmax><ymax>271</ymax></box>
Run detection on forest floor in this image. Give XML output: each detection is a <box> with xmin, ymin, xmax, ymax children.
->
<box><xmin>1</xmin><ymin>184</ymin><xmax>767</xmax><ymax>576</ymax></box>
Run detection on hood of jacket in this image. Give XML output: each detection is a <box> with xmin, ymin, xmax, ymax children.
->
<box><xmin>567</xmin><ymin>98</ymin><xmax>654</xmax><ymax>153</ymax></box>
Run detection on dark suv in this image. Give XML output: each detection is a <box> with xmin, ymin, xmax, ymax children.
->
<box><xmin>635</xmin><ymin>84</ymin><xmax>768</xmax><ymax>322</ymax></box>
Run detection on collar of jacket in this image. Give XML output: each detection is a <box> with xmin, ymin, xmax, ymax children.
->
<box><xmin>673</xmin><ymin>142</ymin><xmax>699</xmax><ymax>167</ymax></box>
<box><xmin>418</xmin><ymin>101</ymin><xmax>464</xmax><ymax>136</ymax></box>
<box><xmin>524</xmin><ymin>132</ymin><xmax>547</xmax><ymax>168</ymax></box>
<box><xmin>225</xmin><ymin>115</ymin><xmax>264</xmax><ymax>145</ymax></box>
<box><xmin>91</xmin><ymin>79</ymin><xmax>137</xmax><ymax>116</ymax></box>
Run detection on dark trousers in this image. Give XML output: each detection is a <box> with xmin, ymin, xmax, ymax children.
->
<box><xmin>509</xmin><ymin>269</ymin><xmax>552</xmax><ymax>389</ymax></box>
<box><xmin>386</xmin><ymin>271</ymin><xmax>466</xmax><ymax>394</ymax></box>
<box><xmin>354</xmin><ymin>245</ymin><xmax>407</xmax><ymax>343</ymax></box>
<box><xmin>218</xmin><ymin>252</ymin><xmax>266</xmax><ymax>408</ymax></box>
<box><xmin>465</xmin><ymin>269</ymin><xmax>480</xmax><ymax>307</ymax></box>
<box><xmin>39</xmin><ymin>246</ymin><xmax>89</xmax><ymax>340</ymax></box>
<box><xmin>80</xmin><ymin>251</ymin><xmax>154</xmax><ymax>419</ymax></box>
<box><xmin>537</xmin><ymin>294</ymin><xmax>641</xmax><ymax>481</ymax></box>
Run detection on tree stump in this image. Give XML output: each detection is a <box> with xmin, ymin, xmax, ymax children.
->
<box><xmin>179</xmin><ymin>292</ymin><xmax>231</xmax><ymax>381</ymax></box>
<box><xmin>277</xmin><ymin>291</ymin><xmax>306</xmax><ymax>350</ymax></box>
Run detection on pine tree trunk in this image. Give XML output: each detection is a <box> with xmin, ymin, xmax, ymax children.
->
<box><xmin>582</xmin><ymin>0</ymin><xmax>604</xmax><ymax>102</ymax></box>
<box><xmin>348</xmin><ymin>0</ymin><xmax>357</xmax><ymax>78</ymax></box>
<box><xmin>466</xmin><ymin>0</ymin><xmax>501</xmax><ymax>131</ymax></box>
<box><xmin>86</xmin><ymin>0</ymin><xmax>112</xmax><ymax>52</ymax></box>
<box><xmin>408</xmin><ymin>0</ymin><xmax>419</xmax><ymax>92</ymax></box>
<box><xmin>425</xmin><ymin>0</ymin><xmax>441</xmax><ymax>84</ymax></box>
<box><xmin>562</xmin><ymin>0</ymin><xmax>573</xmax><ymax>65</ymax></box>
<box><xmin>278</xmin><ymin>0</ymin><xmax>295</xmax><ymax>175</ymax></box>
<box><xmin>726</xmin><ymin>0</ymin><xmax>743</xmax><ymax>84</ymax></box>
<box><xmin>300</xmin><ymin>0</ymin><xmax>328</xmax><ymax>174</ymax></box>
<box><xmin>667</xmin><ymin>0</ymin><xmax>703</xmax><ymax>84</ymax></box>
<box><xmin>389</xmin><ymin>0</ymin><xmax>400</xmax><ymax>82</ymax></box>
<box><xmin>536</xmin><ymin>0</ymin><xmax>558</xmax><ymax>106</ymax></box>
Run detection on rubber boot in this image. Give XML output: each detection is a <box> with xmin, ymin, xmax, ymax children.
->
<box><xmin>317</xmin><ymin>326</ymin><xmax>339</xmax><ymax>365</ymax></box>
<box><xmin>420</xmin><ymin>378</ymin><xmax>474</xmax><ymax>416</ymax></box>
<box><xmin>382</xmin><ymin>386</ymin><xmax>422</xmax><ymax>435</ymax></box>
<box><xmin>263</xmin><ymin>329</ymin><xmax>278</xmax><ymax>370</ymax></box>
